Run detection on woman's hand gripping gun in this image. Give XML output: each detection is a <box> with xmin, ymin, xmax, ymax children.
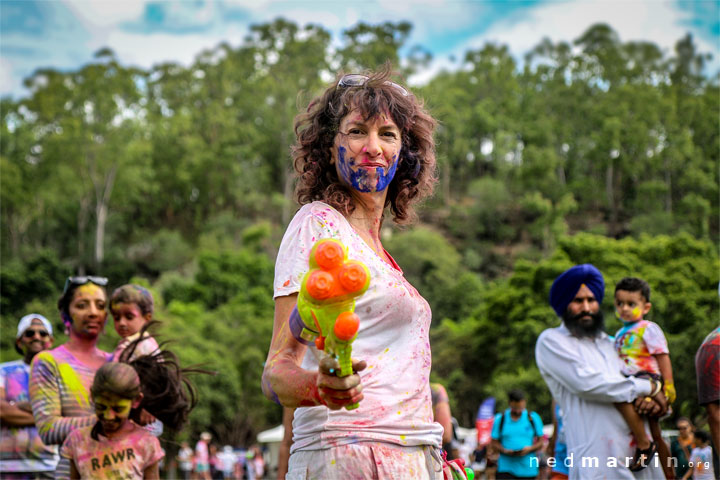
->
<box><xmin>288</xmin><ymin>239</ymin><xmax>370</xmax><ymax>410</ymax></box>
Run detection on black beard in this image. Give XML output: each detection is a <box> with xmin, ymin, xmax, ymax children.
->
<box><xmin>563</xmin><ymin>309</ymin><xmax>605</xmax><ymax>339</ymax></box>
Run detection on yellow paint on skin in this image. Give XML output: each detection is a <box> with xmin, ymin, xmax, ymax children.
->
<box><xmin>76</xmin><ymin>284</ymin><xmax>103</xmax><ymax>296</ymax></box>
<box><xmin>632</xmin><ymin>307</ymin><xmax>641</xmax><ymax>319</ymax></box>
<box><xmin>94</xmin><ymin>395</ymin><xmax>132</xmax><ymax>420</ymax></box>
<box><xmin>58</xmin><ymin>363</ymin><xmax>90</xmax><ymax>408</ymax></box>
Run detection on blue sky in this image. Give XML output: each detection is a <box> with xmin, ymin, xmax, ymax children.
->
<box><xmin>1</xmin><ymin>0</ymin><xmax>718</xmax><ymax>99</ymax></box>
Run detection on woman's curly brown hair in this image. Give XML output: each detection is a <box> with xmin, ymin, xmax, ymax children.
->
<box><xmin>293</xmin><ymin>65</ymin><xmax>437</xmax><ymax>224</ymax></box>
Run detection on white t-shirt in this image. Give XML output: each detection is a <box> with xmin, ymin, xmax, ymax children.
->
<box><xmin>274</xmin><ymin>201</ymin><xmax>443</xmax><ymax>453</ymax></box>
<box><xmin>689</xmin><ymin>445</ymin><xmax>715</xmax><ymax>480</ymax></box>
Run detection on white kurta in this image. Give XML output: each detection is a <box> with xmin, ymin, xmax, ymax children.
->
<box><xmin>536</xmin><ymin>324</ymin><xmax>664</xmax><ymax>479</ymax></box>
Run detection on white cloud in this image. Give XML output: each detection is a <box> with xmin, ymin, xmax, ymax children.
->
<box><xmin>98</xmin><ymin>26</ymin><xmax>247</xmax><ymax>70</ymax></box>
<box><xmin>62</xmin><ymin>0</ymin><xmax>146</xmax><ymax>28</ymax></box>
<box><xmin>456</xmin><ymin>0</ymin><xmax>719</xmax><ymax>71</ymax></box>
<box><xmin>0</xmin><ymin>57</ymin><xmax>17</xmax><ymax>95</ymax></box>
<box><xmin>408</xmin><ymin>55</ymin><xmax>458</xmax><ymax>86</ymax></box>
<box><xmin>272</xmin><ymin>9</ymin><xmax>343</xmax><ymax>29</ymax></box>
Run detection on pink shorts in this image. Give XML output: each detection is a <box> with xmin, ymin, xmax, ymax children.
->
<box><xmin>286</xmin><ymin>443</ymin><xmax>443</xmax><ymax>480</ymax></box>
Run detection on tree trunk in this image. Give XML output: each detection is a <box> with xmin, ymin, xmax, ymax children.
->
<box><xmin>94</xmin><ymin>165</ymin><xmax>117</xmax><ymax>267</ymax></box>
<box><xmin>605</xmin><ymin>163</ymin><xmax>617</xmax><ymax>235</ymax></box>
<box><xmin>95</xmin><ymin>202</ymin><xmax>107</xmax><ymax>267</ymax></box>
<box><xmin>77</xmin><ymin>196</ymin><xmax>90</xmax><ymax>275</ymax></box>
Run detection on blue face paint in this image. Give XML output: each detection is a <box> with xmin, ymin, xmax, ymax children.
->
<box><xmin>337</xmin><ymin>146</ymin><xmax>399</xmax><ymax>193</ymax></box>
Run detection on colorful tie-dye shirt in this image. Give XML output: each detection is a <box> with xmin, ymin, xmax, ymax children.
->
<box><xmin>274</xmin><ymin>202</ymin><xmax>443</xmax><ymax>453</ymax></box>
<box><xmin>0</xmin><ymin>359</ymin><xmax>58</xmax><ymax>473</ymax></box>
<box><xmin>60</xmin><ymin>423</ymin><xmax>163</xmax><ymax>479</ymax></box>
<box><xmin>29</xmin><ymin>345</ymin><xmax>111</xmax><ymax>446</ymax></box>
<box><xmin>614</xmin><ymin>319</ymin><xmax>669</xmax><ymax>377</ymax></box>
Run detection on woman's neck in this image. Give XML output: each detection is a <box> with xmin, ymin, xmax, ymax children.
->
<box><xmin>347</xmin><ymin>193</ymin><xmax>385</xmax><ymax>253</ymax></box>
<box><xmin>65</xmin><ymin>334</ymin><xmax>99</xmax><ymax>354</ymax></box>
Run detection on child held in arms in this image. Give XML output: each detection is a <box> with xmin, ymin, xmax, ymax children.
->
<box><xmin>613</xmin><ymin>277</ymin><xmax>675</xmax><ymax>475</ymax></box>
<box><xmin>110</xmin><ymin>285</ymin><xmax>160</xmax><ymax>362</ymax></box>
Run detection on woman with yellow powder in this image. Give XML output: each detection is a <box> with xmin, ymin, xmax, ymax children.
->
<box><xmin>29</xmin><ymin>276</ymin><xmax>113</xmax><ymax>478</ymax></box>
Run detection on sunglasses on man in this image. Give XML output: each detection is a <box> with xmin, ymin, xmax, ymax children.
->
<box><xmin>23</xmin><ymin>329</ymin><xmax>49</xmax><ymax>339</ymax></box>
<box><xmin>62</xmin><ymin>276</ymin><xmax>109</xmax><ymax>295</ymax></box>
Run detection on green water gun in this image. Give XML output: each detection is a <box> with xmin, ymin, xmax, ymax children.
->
<box><xmin>288</xmin><ymin>238</ymin><xmax>370</xmax><ymax>410</ymax></box>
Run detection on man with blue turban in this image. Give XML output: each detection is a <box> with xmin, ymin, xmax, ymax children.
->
<box><xmin>535</xmin><ymin>265</ymin><xmax>667</xmax><ymax>480</ymax></box>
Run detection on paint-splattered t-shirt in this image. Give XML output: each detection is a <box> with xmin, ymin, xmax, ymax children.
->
<box><xmin>696</xmin><ymin>326</ymin><xmax>720</xmax><ymax>405</ymax></box>
<box><xmin>274</xmin><ymin>201</ymin><xmax>443</xmax><ymax>453</ymax></box>
<box><xmin>613</xmin><ymin>319</ymin><xmax>669</xmax><ymax>377</ymax></box>
<box><xmin>0</xmin><ymin>359</ymin><xmax>58</xmax><ymax>473</ymax></box>
<box><xmin>29</xmin><ymin>345</ymin><xmax>111</xmax><ymax>447</ymax></box>
<box><xmin>60</xmin><ymin>423</ymin><xmax>163</xmax><ymax>479</ymax></box>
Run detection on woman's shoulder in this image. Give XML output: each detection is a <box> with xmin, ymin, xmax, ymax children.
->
<box><xmin>32</xmin><ymin>345</ymin><xmax>66</xmax><ymax>366</ymax></box>
<box><xmin>295</xmin><ymin>201</ymin><xmax>344</xmax><ymax>222</ymax></box>
<box><xmin>284</xmin><ymin>201</ymin><xmax>349</xmax><ymax>241</ymax></box>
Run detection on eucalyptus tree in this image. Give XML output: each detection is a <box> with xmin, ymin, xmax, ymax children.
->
<box><xmin>11</xmin><ymin>49</ymin><xmax>148</xmax><ymax>271</ymax></box>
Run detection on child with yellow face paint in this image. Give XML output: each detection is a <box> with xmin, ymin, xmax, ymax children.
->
<box><xmin>60</xmin><ymin>346</ymin><xmax>201</xmax><ymax>480</ymax></box>
<box><xmin>612</xmin><ymin>277</ymin><xmax>676</xmax><ymax>477</ymax></box>
<box><xmin>61</xmin><ymin>363</ymin><xmax>163</xmax><ymax>479</ymax></box>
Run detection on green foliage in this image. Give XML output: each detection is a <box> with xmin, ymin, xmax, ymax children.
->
<box><xmin>1</xmin><ymin>20</ymin><xmax>717</xmax><ymax>444</ymax></box>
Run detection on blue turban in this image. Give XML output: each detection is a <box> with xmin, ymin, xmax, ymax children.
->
<box><xmin>549</xmin><ymin>264</ymin><xmax>605</xmax><ymax>317</ymax></box>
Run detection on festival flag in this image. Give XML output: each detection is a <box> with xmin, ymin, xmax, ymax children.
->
<box><xmin>475</xmin><ymin>397</ymin><xmax>495</xmax><ymax>446</ymax></box>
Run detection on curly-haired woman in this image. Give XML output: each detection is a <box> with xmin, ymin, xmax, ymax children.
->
<box><xmin>262</xmin><ymin>66</ymin><xmax>447</xmax><ymax>479</ymax></box>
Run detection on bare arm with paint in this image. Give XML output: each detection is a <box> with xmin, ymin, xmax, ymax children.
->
<box><xmin>29</xmin><ymin>352</ymin><xmax>96</xmax><ymax>445</ymax></box>
<box><xmin>0</xmin><ymin>386</ymin><xmax>36</xmax><ymax>426</ymax></box>
<box><xmin>655</xmin><ymin>353</ymin><xmax>675</xmax><ymax>403</ymax></box>
<box><xmin>144</xmin><ymin>461</ymin><xmax>160</xmax><ymax>479</ymax></box>
<box><xmin>262</xmin><ymin>294</ymin><xmax>366</xmax><ymax>410</ymax></box>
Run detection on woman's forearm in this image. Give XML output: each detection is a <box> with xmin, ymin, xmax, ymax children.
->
<box><xmin>264</xmin><ymin>295</ymin><xmax>323</xmax><ymax>408</ymax></box>
<box><xmin>262</xmin><ymin>358</ymin><xmax>322</xmax><ymax>408</ymax></box>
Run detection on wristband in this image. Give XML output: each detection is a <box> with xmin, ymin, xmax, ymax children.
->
<box><xmin>650</xmin><ymin>380</ymin><xmax>662</xmax><ymax>397</ymax></box>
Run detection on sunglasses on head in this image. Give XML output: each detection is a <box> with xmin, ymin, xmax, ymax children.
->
<box><xmin>62</xmin><ymin>276</ymin><xmax>108</xmax><ymax>295</ymax></box>
<box><xmin>23</xmin><ymin>329</ymin><xmax>49</xmax><ymax>338</ymax></box>
<box><xmin>338</xmin><ymin>74</ymin><xmax>409</xmax><ymax>97</ymax></box>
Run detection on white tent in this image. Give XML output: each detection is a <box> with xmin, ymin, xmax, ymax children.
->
<box><xmin>256</xmin><ymin>424</ymin><xmax>285</xmax><ymax>473</ymax></box>
<box><xmin>257</xmin><ymin>424</ymin><xmax>284</xmax><ymax>443</ymax></box>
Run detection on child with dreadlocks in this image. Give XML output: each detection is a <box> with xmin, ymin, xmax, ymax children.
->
<box><xmin>109</xmin><ymin>285</ymin><xmax>160</xmax><ymax>361</ymax></box>
<box><xmin>60</xmin><ymin>342</ymin><xmax>199</xmax><ymax>479</ymax></box>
